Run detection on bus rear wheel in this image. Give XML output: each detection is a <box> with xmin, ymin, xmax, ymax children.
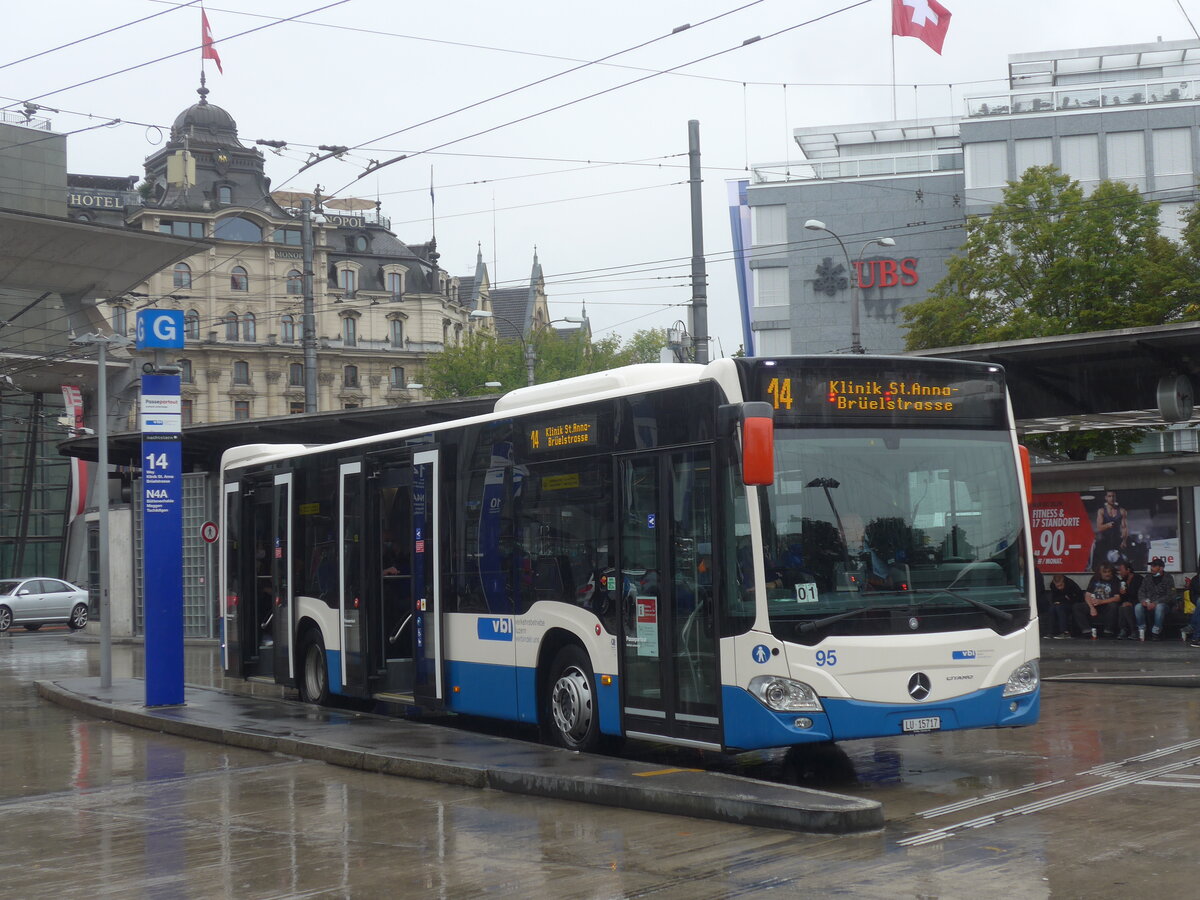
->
<box><xmin>299</xmin><ymin>630</ymin><xmax>330</xmax><ymax>706</ymax></box>
<box><xmin>545</xmin><ymin>645</ymin><xmax>599</xmax><ymax>752</ymax></box>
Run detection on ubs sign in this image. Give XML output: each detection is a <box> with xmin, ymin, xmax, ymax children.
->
<box><xmin>853</xmin><ymin>258</ymin><xmax>919</xmax><ymax>288</ymax></box>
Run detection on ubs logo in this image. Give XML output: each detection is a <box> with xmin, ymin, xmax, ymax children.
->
<box><xmin>908</xmin><ymin>672</ymin><xmax>932</xmax><ymax>701</ymax></box>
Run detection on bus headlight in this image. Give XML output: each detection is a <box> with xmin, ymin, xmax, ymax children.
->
<box><xmin>748</xmin><ymin>675</ymin><xmax>823</xmax><ymax>712</ymax></box>
<box><xmin>1002</xmin><ymin>660</ymin><xmax>1040</xmax><ymax>697</ymax></box>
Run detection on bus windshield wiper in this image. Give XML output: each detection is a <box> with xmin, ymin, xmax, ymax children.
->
<box><xmin>929</xmin><ymin>588</ymin><xmax>1014</xmax><ymax>624</ymax></box>
<box><xmin>797</xmin><ymin>603</ymin><xmax>903</xmax><ymax>634</ymax></box>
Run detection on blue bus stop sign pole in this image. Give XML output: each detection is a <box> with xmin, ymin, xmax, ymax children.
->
<box><xmin>138</xmin><ymin>310</ymin><xmax>186</xmax><ymax>707</ymax></box>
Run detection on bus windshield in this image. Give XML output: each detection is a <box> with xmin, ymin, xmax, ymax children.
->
<box><xmin>759</xmin><ymin>427</ymin><xmax>1029</xmax><ymax>641</ymax></box>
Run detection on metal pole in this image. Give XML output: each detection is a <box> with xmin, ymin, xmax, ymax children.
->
<box><xmin>524</xmin><ymin>341</ymin><xmax>535</xmax><ymax>387</ymax></box>
<box><xmin>688</xmin><ymin>120</ymin><xmax>709</xmax><ymax>364</ymax></box>
<box><xmin>96</xmin><ymin>337</ymin><xmax>112</xmax><ymax>689</ymax></box>
<box><xmin>301</xmin><ymin>198</ymin><xmax>318</xmax><ymax>412</ymax></box>
<box><xmin>824</xmin><ymin>232</ymin><xmax>859</xmax><ymax>354</ymax></box>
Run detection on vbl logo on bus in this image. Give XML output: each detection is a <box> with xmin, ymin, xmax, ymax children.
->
<box><xmin>478</xmin><ymin>617</ymin><xmax>514</xmax><ymax>641</ymax></box>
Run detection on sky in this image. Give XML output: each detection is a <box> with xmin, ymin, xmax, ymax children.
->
<box><xmin>4</xmin><ymin>0</ymin><xmax>1200</xmax><ymax>355</ymax></box>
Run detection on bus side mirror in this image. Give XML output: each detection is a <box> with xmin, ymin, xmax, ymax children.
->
<box><xmin>741</xmin><ymin>401</ymin><xmax>774</xmax><ymax>486</ymax></box>
<box><xmin>1018</xmin><ymin>444</ymin><xmax>1032</xmax><ymax>507</ymax></box>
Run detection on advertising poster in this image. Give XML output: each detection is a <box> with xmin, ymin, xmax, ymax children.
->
<box><xmin>1032</xmin><ymin>488</ymin><xmax>1180</xmax><ymax>573</ymax></box>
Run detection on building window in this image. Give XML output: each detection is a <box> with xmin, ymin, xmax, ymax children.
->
<box><xmin>390</xmin><ymin>366</ymin><xmax>405</xmax><ymax>389</ymax></box>
<box><xmin>180</xmin><ymin>359</ymin><xmax>193</xmax><ymax>383</ymax></box>
<box><xmin>215</xmin><ymin>216</ymin><xmax>262</xmax><ymax>242</ymax></box>
<box><xmin>182</xmin><ymin>398</ymin><xmax>193</xmax><ymax>426</ymax></box>
<box><xmin>286</xmin><ymin>269</ymin><xmax>302</xmax><ymax>295</ymax></box>
<box><xmin>1154</xmin><ymin>128</ymin><xmax>1193</xmax><ymax>191</ymax></box>
<box><xmin>388</xmin><ymin>271</ymin><xmax>403</xmax><ymax>301</ymax></box>
<box><xmin>234</xmin><ymin>400</ymin><xmax>251</xmax><ymax>420</ymax></box>
<box><xmin>1107</xmin><ymin>131</ymin><xmax>1147</xmax><ymax>192</ymax></box>
<box><xmin>339</xmin><ymin>268</ymin><xmax>357</xmax><ymax>298</ymax></box>
<box><xmin>230</xmin><ymin>266</ymin><xmax>248</xmax><ymax>291</ymax></box>
<box><xmin>289</xmin><ymin>363</ymin><xmax>304</xmax><ymax>387</ymax></box>
<box><xmin>223</xmin><ymin>312</ymin><xmax>239</xmax><ymax>341</ymax></box>
<box><xmin>343</xmin><ymin>402</ymin><xmax>359</xmax><ymax>410</ymax></box>
<box><xmin>455</xmin><ymin>323</ymin><xmax>463</xmax><ymax>345</ymax></box>
<box><xmin>281</xmin><ymin>314</ymin><xmax>296</xmax><ymax>343</ymax></box>
<box><xmin>443</xmin><ymin>321</ymin><xmax>450</xmax><ymax>345</ymax></box>
<box><xmin>271</xmin><ymin>228</ymin><xmax>302</xmax><ymax>246</ymax></box>
<box><xmin>353</xmin><ymin>235</ymin><xmax>368</xmax><ymax>252</ymax></box>
<box><xmin>342</xmin><ymin>316</ymin><xmax>357</xmax><ymax>347</ymax></box>
<box><xmin>753</xmin><ymin>205</ymin><xmax>787</xmax><ymax>256</ymax></box>
<box><xmin>241</xmin><ymin>312</ymin><xmax>256</xmax><ymax>342</ymax></box>
<box><xmin>755</xmin><ymin>266</ymin><xmax>788</xmax><ymax>307</ymax></box>
<box><xmin>185</xmin><ymin>309</ymin><xmax>199</xmax><ymax>340</ymax></box>
<box><xmin>343</xmin><ymin>365</ymin><xmax>359</xmax><ymax>388</ymax></box>
<box><xmin>755</xmin><ymin>328</ymin><xmax>791</xmax><ymax>356</ymax></box>
<box><xmin>289</xmin><ymin>400</ymin><xmax>305</xmax><ymax>415</ymax></box>
<box><xmin>111</xmin><ymin>305</ymin><xmax>127</xmax><ymax>334</ymax></box>
<box><xmin>218</xmin><ymin>185</ymin><xmax>232</xmax><ymax>205</ymax></box>
<box><xmin>173</xmin><ymin>262</ymin><xmax>192</xmax><ymax>289</ymax></box>
<box><xmin>233</xmin><ymin>360</ymin><xmax>250</xmax><ymax>384</ymax></box>
<box><xmin>1014</xmin><ymin>137</ymin><xmax>1052</xmax><ymax>175</ymax></box>
<box><xmin>390</xmin><ymin>319</ymin><xmax>403</xmax><ymax>346</ymax></box>
<box><xmin>1060</xmin><ymin>134</ymin><xmax>1100</xmax><ymax>190</ymax></box>
<box><xmin>159</xmin><ymin>220</ymin><xmax>205</xmax><ymax>238</ymax></box>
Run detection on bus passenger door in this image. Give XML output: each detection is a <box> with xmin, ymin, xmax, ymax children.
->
<box><xmin>271</xmin><ymin>471</ymin><xmax>295</xmax><ymax>684</ymax></box>
<box><xmin>618</xmin><ymin>448</ymin><xmax>721</xmax><ymax>749</ymax></box>
<box><xmin>222</xmin><ymin>480</ymin><xmax>243</xmax><ymax>677</ymax></box>
<box><xmin>339</xmin><ymin>460</ymin><xmax>368</xmax><ymax>695</ymax></box>
<box><xmin>411</xmin><ymin>449</ymin><xmax>444</xmax><ymax>708</ymax></box>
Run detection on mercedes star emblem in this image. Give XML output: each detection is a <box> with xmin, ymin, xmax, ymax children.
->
<box><xmin>908</xmin><ymin>672</ymin><xmax>932</xmax><ymax>701</ymax></box>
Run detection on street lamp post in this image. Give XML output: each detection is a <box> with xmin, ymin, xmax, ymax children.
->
<box><xmin>71</xmin><ymin>331</ymin><xmax>132</xmax><ymax>690</ymax></box>
<box><xmin>804</xmin><ymin>220</ymin><xmax>894</xmax><ymax>355</ymax></box>
<box><xmin>469</xmin><ymin>310</ymin><xmax>584</xmax><ymax>386</ymax></box>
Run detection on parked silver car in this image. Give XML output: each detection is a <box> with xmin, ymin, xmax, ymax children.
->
<box><xmin>0</xmin><ymin>578</ymin><xmax>89</xmax><ymax>633</ymax></box>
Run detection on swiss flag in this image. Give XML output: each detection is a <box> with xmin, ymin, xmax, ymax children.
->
<box><xmin>892</xmin><ymin>0</ymin><xmax>952</xmax><ymax>55</ymax></box>
<box><xmin>202</xmin><ymin>9</ymin><xmax>223</xmax><ymax>73</ymax></box>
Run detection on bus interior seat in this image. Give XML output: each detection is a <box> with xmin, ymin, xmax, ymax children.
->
<box><xmin>534</xmin><ymin>555</ymin><xmax>575</xmax><ymax>600</ymax></box>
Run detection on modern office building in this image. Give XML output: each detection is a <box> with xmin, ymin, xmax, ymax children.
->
<box><xmin>731</xmin><ymin>38</ymin><xmax>1200</xmax><ymax>356</ymax></box>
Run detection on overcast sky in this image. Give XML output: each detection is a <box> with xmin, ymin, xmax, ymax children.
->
<box><xmin>4</xmin><ymin>0</ymin><xmax>1199</xmax><ymax>354</ymax></box>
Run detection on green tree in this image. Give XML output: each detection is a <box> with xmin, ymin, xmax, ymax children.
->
<box><xmin>420</xmin><ymin>327</ymin><xmax>669</xmax><ymax>398</ymax></box>
<box><xmin>902</xmin><ymin>166</ymin><xmax>1198</xmax><ymax>460</ymax></box>
<box><xmin>903</xmin><ymin>166</ymin><xmax>1192</xmax><ymax>349</ymax></box>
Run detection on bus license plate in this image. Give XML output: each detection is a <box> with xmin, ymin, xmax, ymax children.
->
<box><xmin>902</xmin><ymin>716</ymin><xmax>941</xmax><ymax>733</ymax></box>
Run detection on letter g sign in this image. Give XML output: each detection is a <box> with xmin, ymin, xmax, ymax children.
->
<box><xmin>136</xmin><ymin>310</ymin><xmax>186</xmax><ymax>349</ymax></box>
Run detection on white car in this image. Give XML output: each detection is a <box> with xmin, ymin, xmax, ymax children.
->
<box><xmin>0</xmin><ymin>578</ymin><xmax>90</xmax><ymax>633</ymax></box>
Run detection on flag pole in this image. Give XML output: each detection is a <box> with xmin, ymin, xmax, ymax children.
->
<box><xmin>890</xmin><ymin>36</ymin><xmax>897</xmax><ymax>119</ymax></box>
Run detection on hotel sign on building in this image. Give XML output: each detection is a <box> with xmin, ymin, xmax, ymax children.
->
<box><xmin>68</xmin><ymin>189</ymin><xmax>134</xmax><ymax>211</ymax></box>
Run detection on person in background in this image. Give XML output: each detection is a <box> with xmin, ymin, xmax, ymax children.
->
<box><xmin>1136</xmin><ymin>557</ymin><xmax>1175</xmax><ymax>641</ymax></box>
<box><xmin>1074</xmin><ymin>562</ymin><xmax>1122</xmax><ymax>639</ymax></box>
<box><xmin>1048</xmin><ymin>572</ymin><xmax>1084</xmax><ymax>638</ymax></box>
<box><xmin>1188</xmin><ymin>562</ymin><xmax>1200</xmax><ymax>648</ymax></box>
<box><xmin>1091</xmin><ymin>490</ymin><xmax>1128</xmax><ymax>570</ymax></box>
<box><xmin>1115</xmin><ymin>560</ymin><xmax>1142</xmax><ymax>640</ymax></box>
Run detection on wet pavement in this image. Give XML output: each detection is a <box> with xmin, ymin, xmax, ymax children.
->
<box><xmin>3</xmin><ymin>629</ymin><xmax>1199</xmax><ymax>898</ymax></box>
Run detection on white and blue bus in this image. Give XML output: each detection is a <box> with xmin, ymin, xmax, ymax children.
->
<box><xmin>220</xmin><ymin>355</ymin><xmax>1039</xmax><ymax>752</ymax></box>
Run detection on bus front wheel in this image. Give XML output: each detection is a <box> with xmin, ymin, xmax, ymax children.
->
<box><xmin>545</xmin><ymin>645</ymin><xmax>599</xmax><ymax>752</ymax></box>
<box><xmin>299</xmin><ymin>630</ymin><xmax>330</xmax><ymax>706</ymax></box>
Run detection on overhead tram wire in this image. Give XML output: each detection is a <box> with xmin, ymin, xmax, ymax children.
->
<box><xmin>148</xmin><ymin>0</ymin><xmax>1010</xmax><ymax>91</ymax></box>
<box><xmin>277</xmin><ymin>0</ymin><xmax>767</xmax><ymax>192</ymax></box>
<box><xmin>3</xmin><ymin>0</ymin><xmax>353</xmax><ymax>111</ymax></box>
<box><xmin>320</xmin><ymin>0</ymin><xmax>877</xmax><ymax>200</ymax></box>
<box><xmin>0</xmin><ymin>1</ymin><xmax>202</xmax><ymax>72</ymax></box>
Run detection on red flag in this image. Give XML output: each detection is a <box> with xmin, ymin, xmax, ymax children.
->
<box><xmin>892</xmin><ymin>0</ymin><xmax>952</xmax><ymax>55</ymax></box>
<box><xmin>202</xmin><ymin>9</ymin><xmax>223</xmax><ymax>73</ymax></box>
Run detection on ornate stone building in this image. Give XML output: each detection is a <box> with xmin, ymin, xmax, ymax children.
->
<box><xmin>70</xmin><ymin>84</ymin><xmax>495</xmax><ymax>425</ymax></box>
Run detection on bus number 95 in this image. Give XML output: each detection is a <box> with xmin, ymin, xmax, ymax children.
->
<box><xmin>815</xmin><ymin>649</ymin><xmax>837</xmax><ymax>667</ymax></box>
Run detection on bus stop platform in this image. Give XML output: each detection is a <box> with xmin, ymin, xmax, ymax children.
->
<box><xmin>36</xmin><ymin>677</ymin><xmax>882</xmax><ymax>835</ymax></box>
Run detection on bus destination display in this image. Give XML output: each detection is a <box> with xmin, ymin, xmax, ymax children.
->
<box><xmin>525</xmin><ymin>415</ymin><xmax>598</xmax><ymax>454</ymax></box>
<box><xmin>754</xmin><ymin>362</ymin><xmax>1006</xmax><ymax>427</ymax></box>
